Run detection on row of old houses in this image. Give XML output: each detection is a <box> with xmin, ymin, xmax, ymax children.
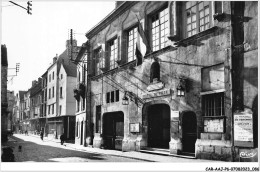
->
<box><xmin>10</xmin><ymin>1</ymin><xmax>258</xmax><ymax>162</ymax></box>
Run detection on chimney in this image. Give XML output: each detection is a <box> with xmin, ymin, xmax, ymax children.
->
<box><xmin>66</xmin><ymin>39</ymin><xmax>77</xmax><ymax>49</ymax></box>
<box><xmin>32</xmin><ymin>80</ymin><xmax>37</xmax><ymax>87</ymax></box>
<box><xmin>53</xmin><ymin>54</ymin><xmax>58</xmax><ymax>64</ymax></box>
<box><xmin>38</xmin><ymin>77</ymin><xmax>42</xmax><ymax>83</ymax></box>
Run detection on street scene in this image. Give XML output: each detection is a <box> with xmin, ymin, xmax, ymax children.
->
<box><xmin>3</xmin><ymin>133</ymin><xmax>214</xmax><ymax>162</ymax></box>
<box><xmin>1</xmin><ymin>1</ymin><xmax>259</xmax><ymax>171</ymax></box>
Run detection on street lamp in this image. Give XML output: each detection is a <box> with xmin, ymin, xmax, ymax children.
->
<box><xmin>122</xmin><ymin>91</ymin><xmax>129</xmax><ymax>105</ymax></box>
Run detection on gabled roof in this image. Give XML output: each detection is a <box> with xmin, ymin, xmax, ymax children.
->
<box><xmin>62</xmin><ymin>62</ymin><xmax>77</xmax><ymax>77</ymax></box>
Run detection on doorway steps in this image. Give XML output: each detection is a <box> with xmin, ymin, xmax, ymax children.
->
<box><xmin>140</xmin><ymin>147</ymin><xmax>196</xmax><ymax>159</ymax></box>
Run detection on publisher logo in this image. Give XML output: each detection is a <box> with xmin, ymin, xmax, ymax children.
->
<box><xmin>240</xmin><ymin>152</ymin><xmax>257</xmax><ymax>158</ymax></box>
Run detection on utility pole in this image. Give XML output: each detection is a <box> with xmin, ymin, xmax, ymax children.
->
<box><xmin>9</xmin><ymin>1</ymin><xmax>32</xmax><ymax>15</ymax></box>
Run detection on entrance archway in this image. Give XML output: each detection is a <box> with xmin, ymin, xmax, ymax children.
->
<box><xmin>182</xmin><ymin>111</ymin><xmax>197</xmax><ymax>153</ymax></box>
<box><xmin>147</xmin><ymin>104</ymin><xmax>170</xmax><ymax>148</ymax></box>
<box><xmin>103</xmin><ymin>111</ymin><xmax>124</xmax><ymax>150</ymax></box>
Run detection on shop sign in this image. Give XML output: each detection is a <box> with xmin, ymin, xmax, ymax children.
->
<box><xmin>142</xmin><ymin>89</ymin><xmax>171</xmax><ymax>99</ymax></box>
<box><xmin>234</xmin><ymin>112</ymin><xmax>253</xmax><ymax>143</ymax></box>
<box><xmin>129</xmin><ymin>123</ymin><xmax>140</xmax><ymax>133</ymax></box>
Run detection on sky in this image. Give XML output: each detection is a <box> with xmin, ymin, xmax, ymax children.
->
<box><xmin>1</xmin><ymin>0</ymin><xmax>116</xmax><ymax>94</ymax></box>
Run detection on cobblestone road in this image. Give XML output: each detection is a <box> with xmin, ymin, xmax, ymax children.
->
<box><xmin>3</xmin><ymin>135</ymin><xmax>143</xmax><ymax>162</ymax></box>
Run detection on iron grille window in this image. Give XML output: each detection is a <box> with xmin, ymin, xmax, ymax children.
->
<box><xmin>186</xmin><ymin>1</ymin><xmax>211</xmax><ymax>37</ymax></box>
<box><xmin>202</xmin><ymin>92</ymin><xmax>224</xmax><ymax>117</ymax></box>
<box><xmin>109</xmin><ymin>38</ymin><xmax>118</xmax><ymax>70</ymax></box>
<box><xmin>151</xmin><ymin>6</ymin><xmax>169</xmax><ymax>51</ymax></box>
<box><xmin>127</xmin><ymin>27</ymin><xmax>138</xmax><ymax>62</ymax></box>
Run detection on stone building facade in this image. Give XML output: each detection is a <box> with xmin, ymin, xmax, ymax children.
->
<box><xmin>82</xmin><ymin>1</ymin><xmax>258</xmax><ymax>162</ymax></box>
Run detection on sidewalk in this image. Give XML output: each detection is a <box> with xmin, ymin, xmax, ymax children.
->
<box><xmin>12</xmin><ymin>134</ymin><xmax>214</xmax><ymax>162</ymax></box>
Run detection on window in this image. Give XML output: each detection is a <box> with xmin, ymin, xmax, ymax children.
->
<box><xmin>116</xmin><ymin>90</ymin><xmax>119</xmax><ymax>102</ymax></box>
<box><xmin>77</xmin><ymin>101</ymin><xmax>80</xmax><ymax>112</ymax></box>
<box><xmin>96</xmin><ymin>105</ymin><xmax>101</xmax><ymax>133</ymax></box>
<box><xmin>49</xmin><ymin>88</ymin><xmax>51</xmax><ymax>99</ymax></box>
<box><xmin>106</xmin><ymin>92</ymin><xmax>110</xmax><ymax>103</ymax></box>
<box><xmin>185</xmin><ymin>1</ymin><xmax>211</xmax><ymax>37</ymax></box>
<box><xmin>52</xmin><ymin>87</ymin><xmax>54</xmax><ymax>98</ymax></box>
<box><xmin>127</xmin><ymin>27</ymin><xmax>138</xmax><ymax>62</ymax></box>
<box><xmin>48</xmin><ymin>105</ymin><xmax>50</xmax><ymax>114</ymax></box>
<box><xmin>108</xmin><ymin>38</ymin><xmax>118</xmax><ymax>70</ymax></box>
<box><xmin>95</xmin><ymin>48</ymin><xmax>104</xmax><ymax>75</ymax></box>
<box><xmin>76</xmin><ymin>122</ymin><xmax>78</xmax><ymax>137</ymax></box>
<box><xmin>202</xmin><ymin>92</ymin><xmax>224</xmax><ymax>117</ymax></box>
<box><xmin>81</xmin><ymin>98</ymin><xmax>85</xmax><ymax>111</ymax></box>
<box><xmin>60</xmin><ymin>74</ymin><xmax>63</xmax><ymax>80</ymax></box>
<box><xmin>111</xmin><ymin>91</ymin><xmax>115</xmax><ymax>103</ymax></box>
<box><xmin>59</xmin><ymin>105</ymin><xmax>62</xmax><ymax>115</ymax></box>
<box><xmin>52</xmin><ymin>71</ymin><xmax>54</xmax><ymax>80</ymax></box>
<box><xmin>52</xmin><ymin>104</ymin><xmax>54</xmax><ymax>114</ymax></box>
<box><xmin>106</xmin><ymin>90</ymin><xmax>120</xmax><ymax>103</ymax></box>
<box><xmin>49</xmin><ymin>74</ymin><xmax>51</xmax><ymax>82</ymax></box>
<box><xmin>60</xmin><ymin>87</ymin><xmax>63</xmax><ymax>98</ymax></box>
<box><xmin>151</xmin><ymin>6</ymin><xmax>169</xmax><ymax>51</ymax></box>
<box><xmin>78</xmin><ymin>71</ymin><xmax>81</xmax><ymax>83</ymax></box>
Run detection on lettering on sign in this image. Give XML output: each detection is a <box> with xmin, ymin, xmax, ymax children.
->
<box><xmin>240</xmin><ymin>152</ymin><xmax>257</xmax><ymax>158</ymax></box>
<box><xmin>234</xmin><ymin>112</ymin><xmax>253</xmax><ymax>142</ymax></box>
<box><xmin>171</xmin><ymin>111</ymin><xmax>179</xmax><ymax>120</ymax></box>
<box><xmin>130</xmin><ymin>123</ymin><xmax>140</xmax><ymax>133</ymax></box>
<box><xmin>142</xmin><ymin>89</ymin><xmax>171</xmax><ymax>99</ymax></box>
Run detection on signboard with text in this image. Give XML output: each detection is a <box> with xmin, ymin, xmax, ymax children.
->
<box><xmin>234</xmin><ymin>112</ymin><xmax>254</xmax><ymax>147</ymax></box>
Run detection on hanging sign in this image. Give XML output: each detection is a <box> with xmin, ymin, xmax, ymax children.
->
<box><xmin>234</xmin><ymin>112</ymin><xmax>254</xmax><ymax>147</ymax></box>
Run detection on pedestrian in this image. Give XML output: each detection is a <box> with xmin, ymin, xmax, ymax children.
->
<box><xmin>40</xmin><ymin>131</ymin><xmax>44</xmax><ymax>141</ymax></box>
<box><xmin>60</xmin><ymin>133</ymin><xmax>65</xmax><ymax>145</ymax></box>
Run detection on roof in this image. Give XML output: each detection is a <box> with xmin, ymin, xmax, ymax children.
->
<box><xmin>1</xmin><ymin>44</ymin><xmax>8</xmax><ymax>66</ymax></box>
<box><xmin>62</xmin><ymin>62</ymin><xmax>77</xmax><ymax>77</ymax></box>
<box><xmin>86</xmin><ymin>2</ymin><xmax>137</xmax><ymax>39</ymax></box>
<box><xmin>18</xmin><ymin>91</ymin><xmax>26</xmax><ymax>101</ymax></box>
<box><xmin>30</xmin><ymin>81</ymin><xmax>42</xmax><ymax>97</ymax></box>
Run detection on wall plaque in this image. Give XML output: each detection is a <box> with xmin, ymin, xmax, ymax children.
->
<box><xmin>234</xmin><ymin>112</ymin><xmax>253</xmax><ymax>147</ymax></box>
<box><xmin>142</xmin><ymin>89</ymin><xmax>171</xmax><ymax>99</ymax></box>
<box><xmin>129</xmin><ymin>123</ymin><xmax>140</xmax><ymax>133</ymax></box>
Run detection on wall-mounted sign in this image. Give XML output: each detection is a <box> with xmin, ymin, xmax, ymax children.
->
<box><xmin>171</xmin><ymin>111</ymin><xmax>179</xmax><ymax>121</ymax></box>
<box><xmin>147</xmin><ymin>81</ymin><xmax>164</xmax><ymax>92</ymax></box>
<box><xmin>204</xmin><ymin>118</ymin><xmax>224</xmax><ymax>133</ymax></box>
<box><xmin>130</xmin><ymin>123</ymin><xmax>140</xmax><ymax>133</ymax></box>
<box><xmin>234</xmin><ymin>112</ymin><xmax>253</xmax><ymax>147</ymax></box>
<box><xmin>142</xmin><ymin>89</ymin><xmax>171</xmax><ymax>99</ymax></box>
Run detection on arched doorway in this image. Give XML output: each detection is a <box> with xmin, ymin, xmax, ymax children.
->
<box><xmin>147</xmin><ymin>104</ymin><xmax>170</xmax><ymax>149</ymax></box>
<box><xmin>182</xmin><ymin>111</ymin><xmax>197</xmax><ymax>153</ymax></box>
<box><xmin>103</xmin><ymin>111</ymin><xmax>124</xmax><ymax>150</ymax></box>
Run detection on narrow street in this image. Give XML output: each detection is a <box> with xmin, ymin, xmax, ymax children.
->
<box><xmin>2</xmin><ymin>134</ymin><xmax>143</xmax><ymax>162</ymax></box>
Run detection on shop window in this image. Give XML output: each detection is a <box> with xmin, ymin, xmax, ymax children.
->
<box><xmin>108</xmin><ymin>38</ymin><xmax>118</xmax><ymax>70</ymax></box>
<box><xmin>185</xmin><ymin>1</ymin><xmax>212</xmax><ymax>37</ymax></box>
<box><xmin>202</xmin><ymin>92</ymin><xmax>224</xmax><ymax>117</ymax></box>
<box><xmin>151</xmin><ymin>6</ymin><xmax>169</xmax><ymax>52</ymax></box>
<box><xmin>127</xmin><ymin>26</ymin><xmax>138</xmax><ymax>62</ymax></box>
